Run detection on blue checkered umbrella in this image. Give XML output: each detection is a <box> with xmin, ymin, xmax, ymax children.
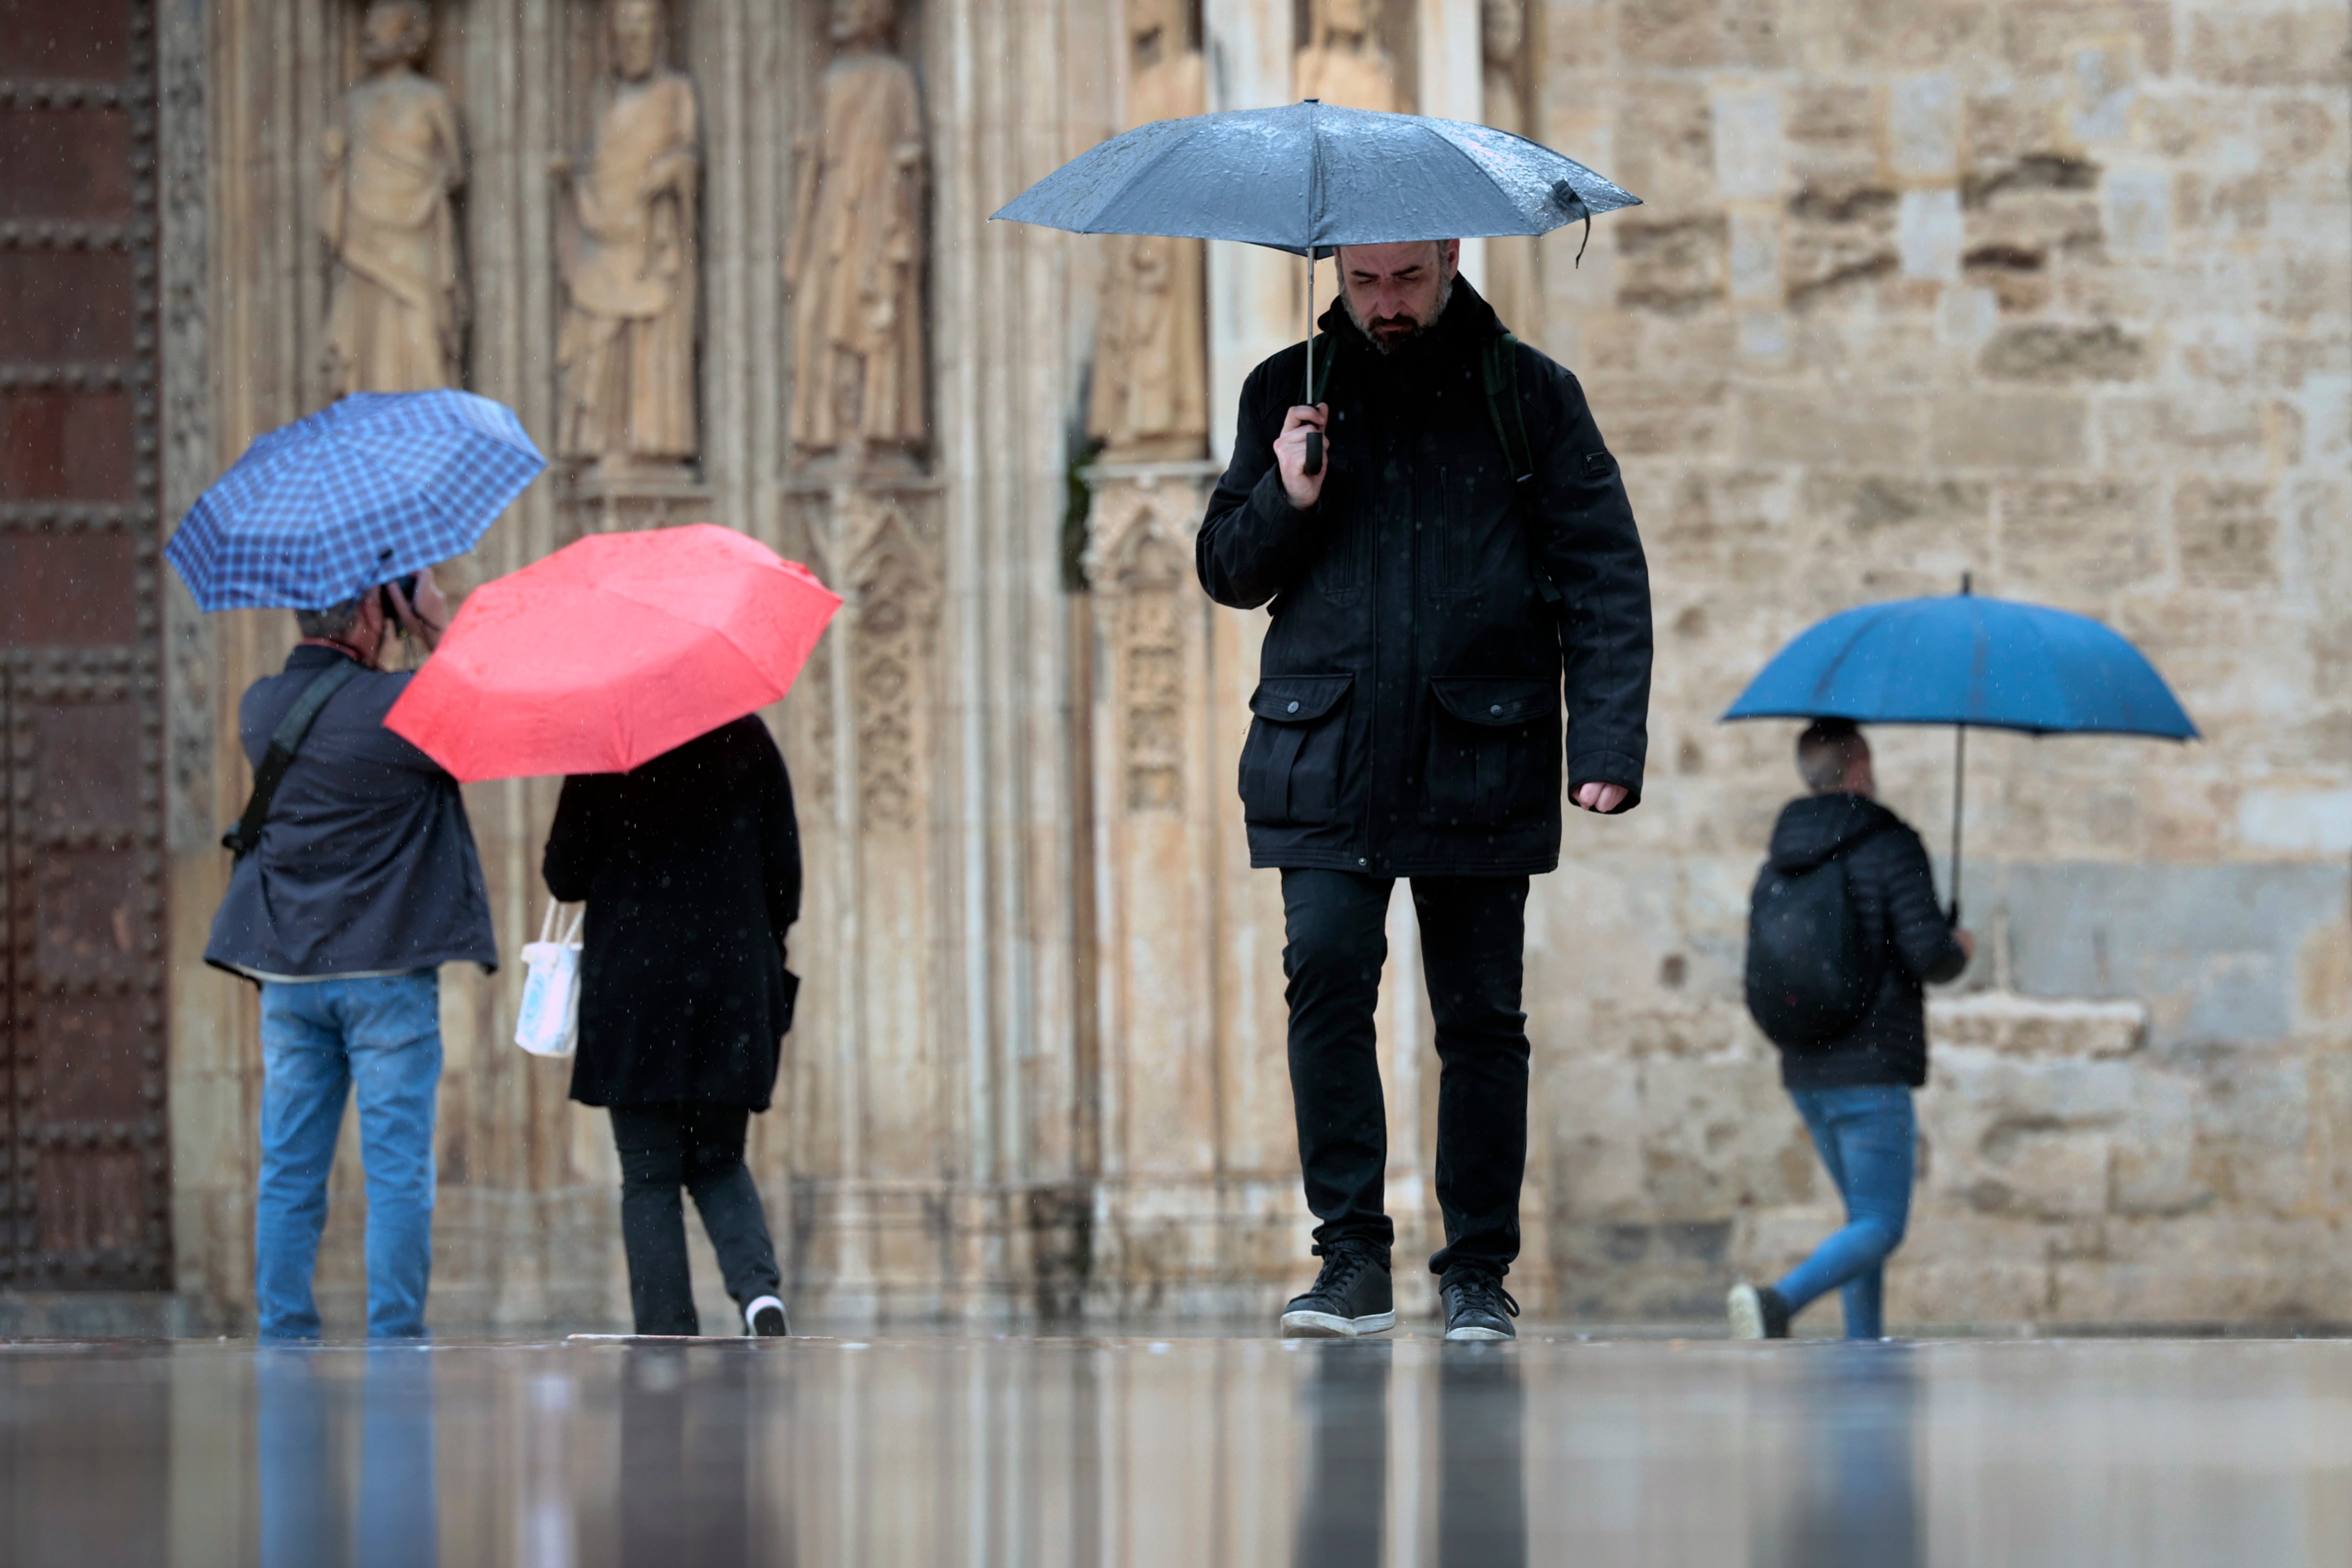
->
<box><xmin>165</xmin><ymin>390</ymin><xmax>546</xmax><ymax>611</ymax></box>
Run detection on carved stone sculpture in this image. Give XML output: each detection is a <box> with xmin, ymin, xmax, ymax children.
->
<box><xmin>1087</xmin><ymin>0</ymin><xmax>1208</xmax><ymax>462</ymax></box>
<box><xmin>1481</xmin><ymin>0</ymin><xmax>1542</xmax><ymax>337</ymax></box>
<box><xmin>788</xmin><ymin>0</ymin><xmax>928</xmax><ymax>467</ymax></box>
<box><xmin>322</xmin><ymin>0</ymin><xmax>466</xmax><ymax>395</ymax></box>
<box><xmin>555</xmin><ymin>0</ymin><xmax>700</xmax><ymax>469</ymax></box>
<box><xmin>1293</xmin><ymin>0</ymin><xmax>1399</xmax><ymax>113</ymax></box>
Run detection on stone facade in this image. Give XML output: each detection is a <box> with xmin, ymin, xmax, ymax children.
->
<box><xmin>153</xmin><ymin>0</ymin><xmax>2349</xmax><ymax>1332</ymax></box>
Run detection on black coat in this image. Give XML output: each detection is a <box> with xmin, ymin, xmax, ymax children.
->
<box><xmin>543</xmin><ymin>716</ymin><xmax>801</xmax><ymax>1110</ymax></box>
<box><xmin>1763</xmin><ymin>793</ymin><xmax>1968</xmax><ymax>1088</ymax></box>
<box><xmin>1196</xmin><ymin>279</ymin><xmax>1652</xmax><ymax>877</ymax></box>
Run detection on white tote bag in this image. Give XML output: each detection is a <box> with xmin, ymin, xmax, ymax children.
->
<box><xmin>514</xmin><ymin>903</ymin><xmax>585</xmax><ymax>1059</ymax></box>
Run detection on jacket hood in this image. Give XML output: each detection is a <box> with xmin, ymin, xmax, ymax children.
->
<box><xmin>1769</xmin><ymin>792</ymin><xmax>1901</xmax><ymax>872</ymax></box>
<box><xmin>1315</xmin><ymin>272</ymin><xmax>1508</xmax><ymax>368</ymax></box>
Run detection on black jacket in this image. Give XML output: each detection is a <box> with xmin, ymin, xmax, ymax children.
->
<box><xmin>1196</xmin><ymin>279</ymin><xmax>1651</xmax><ymax>876</ymax></box>
<box><xmin>205</xmin><ymin>645</ymin><xmax>497</xmax><ymax>980</ymax></box>
<box><xmin>543</xmin><ymin>716</ymin><xmax>801</xmax><ymax>1110</ymax></box>
<box><xmin>1764</xmin><ymin>793</ymin><xmax>1968</xmax><ymax>1088</ymax></box>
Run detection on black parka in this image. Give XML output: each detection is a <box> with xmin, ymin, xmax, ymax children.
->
<box><xmin>1762</xmin><ymin>793</ymin><xmax>1969</xmax><ymax>1088</ymax></box>
<box><xmin>543</xmin><ymin>716</ymin><xmax>801</xmax><ymax>1110</ymax></box>
<box><xmin>1196</xmin><ymin>279</ymin><xmax>1652</xmax><ymax>877</ymax></box>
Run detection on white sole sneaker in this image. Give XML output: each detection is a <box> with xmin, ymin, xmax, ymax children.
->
<box><xmin>744</xmin><ymin>1295</ymin><xmax>789</xmax><ymax>1337</ymax></box>
<box><xmin>1444</xmin><ymin>1324</ymin><xmax>1512</xmax><ymax>1343</ymax></box>
<box><xmin>1280</xmin><ymin>1309</ymin><xmax>1397</xmax><ymax>1338</ymax></box>
<box><xmin>1727</xmin><ymin>1283</ymin><xmax>1765</xmax><ymax>1340</ymax></box>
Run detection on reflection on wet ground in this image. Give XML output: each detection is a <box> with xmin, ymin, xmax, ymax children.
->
<box><xmin>4</xmin><ymin>1334</ymin><xmax>2349</xmax><ymax>1565</ymax></box>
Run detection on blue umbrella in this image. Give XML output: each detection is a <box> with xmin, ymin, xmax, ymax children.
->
<box><xmin>166</xmin><ymin>390</ymin><xmax>546</xmax><ymax>611</ymax></box>
<box><xmin>993</xmin><ymin>99</ymin><xmax>1639</xmax><ymax>473</ymax></box>
<box><xmin>1723</xmin><ymin>578</ymin><xmax>2197</xmax><ymax>919</ymax></box>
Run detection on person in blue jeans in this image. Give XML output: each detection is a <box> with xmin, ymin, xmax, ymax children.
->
<box><xmin>1730</xmin><ymin>720</ymin><xmax>1972</xmax><ymax>1340</ymax></box>
<box><xmin>205</xmin><ymin>570</ymin><xmax>497</xmax><ymax>1339</ymax></box>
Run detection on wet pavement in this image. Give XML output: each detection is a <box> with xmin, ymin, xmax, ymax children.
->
<box><xmin>4</xmin><ymin>1332</ymin><xmax>2349</xmax><ymax>1565</ymax></box>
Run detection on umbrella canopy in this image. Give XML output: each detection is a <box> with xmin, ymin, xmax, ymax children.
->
<box><xmin>991</xmin><ymin>99</ymin><xmax>1639</xmax><ymax>254</ymax></box>
<box><xmin>384</xmin><ymin>523</ymin><xmax>841</xmax><ymax>782</ymax></box>
<box><xmin>166</xmin><ymin>390</ymin><xmax>546</xmax><ymax>611</ymax></box>
<box><xmin>1723</xmin><ymin>592</ymin><xmax>2198</xmax><ymax>739</ymax></box>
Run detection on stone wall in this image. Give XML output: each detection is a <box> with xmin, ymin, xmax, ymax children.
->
<box><xmin>1528</xmin><ymin>0</ymin><xmax>2352</xmax><ymax>1326</ymax></box>
<box><xmin>159</xmin><ymin>0</ymin><xmax>2351</xmax><ymax>1332</ymax></box>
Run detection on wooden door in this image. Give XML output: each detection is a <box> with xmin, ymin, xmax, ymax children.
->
<box><xmin>0</xmin><ymin>0</ymin><xmax>171</xmax><ymax>1288</ymax></box>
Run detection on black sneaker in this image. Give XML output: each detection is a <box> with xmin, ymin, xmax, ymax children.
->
<box><xmin>1280</xmin><ymin>1247</ymin><xmax>1395</xmax><ymax>1338</ymax></box>
<box><xmin>743</xmin><ymin>1294</ymin><xmax>789</xmax><ymax>1337</ymax></box>
<box><xmin>1727</xmin><ymin>1282</ymin><xmax>1790</xmax><ymax>1339</ymax></box>
<box><xmin>1439</xmin><ymin>1267</ymin><xmax>1520</xmax><ymax>1341</ymax></box>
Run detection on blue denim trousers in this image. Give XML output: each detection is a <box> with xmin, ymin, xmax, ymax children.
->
<box><xmin>256</xmin><ymin>972</ymin><xmax>441</xmax><ymax>1339</ymax></box>
<box><xmin>1772</xmin><ymin>1084</ymin><xmax>1915</xmax><ymax>1340</ymax></box>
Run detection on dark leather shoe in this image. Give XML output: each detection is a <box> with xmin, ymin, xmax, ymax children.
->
<box><xmin>1440</xmin><ymin>1267</ymin><xmax>1519</xmax><ymax>1341</ymax></box>
<box><xmin>1281</xmin><ymin>1247</ymin><xmax>1396</xmax><ymax>1338</ymax></box>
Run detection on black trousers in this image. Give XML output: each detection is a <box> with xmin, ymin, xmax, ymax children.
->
<box><xmin>1280</xmin><ymin>868</ymin><xmax>1531</xmax><ymax>1277</ymax></box>
<box><xmin>609</xmin><ymin>1103</ymin><xmax>782</xmax><ymax>1335</ymax></box>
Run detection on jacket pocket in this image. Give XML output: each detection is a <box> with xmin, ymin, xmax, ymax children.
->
<box><xmin>1421</xmin><ymin>677</ymin><xmax>1561</xmax><ymax>828</ymax></box>
<box><xmin>1417</xmin><ymin>465</ymin><xmax>1480</xmax><ymax>599</ymax></box>
<box><xmin>1238</xmin><ymin>675</ymin><xmax>1353</xmax><ymax>826</ymax></box>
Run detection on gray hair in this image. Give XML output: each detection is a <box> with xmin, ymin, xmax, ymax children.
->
<box><xmin>1796</xmin><ymin>718</ymin><xmax>1867</xmax><ymax>793</ymax></box>
<box><xmin>294</xmin><ymin>597</ymin><xmax>366</xmax><ymax>640</ymax></box>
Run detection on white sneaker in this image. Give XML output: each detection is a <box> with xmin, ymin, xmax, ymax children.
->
<box><xmin>744</xmin><ymin>1295</ymin><xmax>789</xmax><ymax>1337</ymax></box>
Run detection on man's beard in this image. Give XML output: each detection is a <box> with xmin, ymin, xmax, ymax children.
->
<box><xmin>1343</xmin><ymin>272</ymin><xmax>1454</xmax><ymax>355</ymax></box>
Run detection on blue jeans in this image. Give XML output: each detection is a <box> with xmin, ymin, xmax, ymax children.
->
<box><xmin>1773</xmin><ymin>1084</ymin><xmax>1915</xmax><ymax>1340</ymax></box>
<box><xmin>256</xmin><ymin>972</ymin><xmax>441</xmax><ymax>1339</ymax></box>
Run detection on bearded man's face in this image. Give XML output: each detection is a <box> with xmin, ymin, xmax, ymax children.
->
<box><xmin>1337</xmin><ymin>240</ymin><xmax>1460</xmax><ymax>353</ymax></box>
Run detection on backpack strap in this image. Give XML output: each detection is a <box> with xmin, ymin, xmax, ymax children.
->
<box><xmin>221</xmin><ymin>658</ymin><xmax>363</xmax><ymax>861</ymax></box>
<box><xmin>1480</xmin><ymin>332</ymin><xmax>1562</xmax><ymax>607</ymax></box>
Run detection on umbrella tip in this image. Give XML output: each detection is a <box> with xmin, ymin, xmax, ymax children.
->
<box><xmin>1303</xmin><ymin>96</ymin><xmax>1319</xmax><ymax>104</ymax></box>
<box><xmin>1960</xmin><ymin>570</ymin><xmax>1973</xmax><ymax>596</ymax></box>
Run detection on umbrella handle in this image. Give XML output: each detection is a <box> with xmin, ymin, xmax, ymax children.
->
<box><xmin>1304</xmin><ymin>431</ymin><xmax>1324</xmax><ymax>476</ymax></box>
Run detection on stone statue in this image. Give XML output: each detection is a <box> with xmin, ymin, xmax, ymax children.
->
<box><xmin>321</xmin><ymin>0</ymin><xmax>466</xmax><ymax>395</ymax></box>
<box><xmin>1481</xmin><ymin>0</ymin><xmax>1541</xmax><ymax>337</ymax></box>
<box><xmin>787</xmin><ymin>0</ymin><xmax>928</xmax><ymax>466</ymax></box>
<box><xmin>1293</xmin><ymin>0</ymin><xmax>1399</xmax><ymax>113</ymax></box>
<box><xmin>1087</xmin><ymin>0</ymin><xmax>1208</xmax><ymax>461</ymax></box>
<box><xmin>554</xmin><ymin>0</ymin><xmax>700</xmax><ymax>469</ymax></box>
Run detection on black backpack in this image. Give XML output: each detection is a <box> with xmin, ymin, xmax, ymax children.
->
<box><xmin>1744</xmin><ymin>823</ymin><xmax>1892</xmax><ymax>1050</ymax></box>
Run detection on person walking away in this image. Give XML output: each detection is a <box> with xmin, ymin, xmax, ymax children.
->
<box><xmin>205</xmin><ymin>569</ymin><xmax>495</xmax><ymax>1339</ymax></box>
<box><xmin>542</xmin><ymin>715</ymin><xmax>801</xmax><ymax>1336</ymax></box>
<box><xmin>1197</xmin><ymin>241</ymin><xmax>1653</xmax><ymax>1340</ymax></box>
<box><xmin>1730</xmin><ymin>720</ymin><xmax>1974</xmax><ymax>1340</ymax></box>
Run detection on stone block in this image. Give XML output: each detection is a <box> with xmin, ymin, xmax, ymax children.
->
<box><xmin>1742</xmin><ymin>387</ymin><xmax>1922</xmax><ymax>464</ymax></box>
<box><xmin>1712</xmin><ymin>85</ymin><xmax>1787</xmax><ymax>199</ymax></box>
<box><xmin>1980</xmin><ymin>322</ymin><xmax>2148</xmax><ymax>381</ymax></box>
<box><xmin>1928</xmin><ymin>992</ymin><xmax>2150</xmax><ymax>1056</ymax></box>
<box><xmin>2001</xmin><ymin>3</ymin><xmax>2174</xmax><ymax>75</ymax></box>
<box><xmin>1617</xmin><ymin>215</ymin><xmax>1730</xmax><ymax>314</ymax></box>
<box><xmin>1898</xmin><ymin>188</ymin><xmax>1964</xmax><ymax>279</ymax></box>
<box><xmin>1784</xmin><ymin>180</ymin><xmax>1901</xmax><ymax>305</ymax></box>
<box><xmin>1890</xmin><ymin>72</ymin><xmax>1961</xmax><ymax>178</ymax></box>
<box><xmin>1785</xmin><ymin>82</ymin><xmax>1878</xmax><ymax>182</ymax></box>
<box><xmin>1580</xmin><ymin>376</ymin><xmax>1731</xmax><ymax>457</ymax></box>
<box><xmin>1620</xmin><ymin>0</ymin><xmax>1791</xmax><ymax>70</ymax></box>
<box><xmin>2188</xmin><ymin>5</ymin><xmax>2352</xmax><ymax>89</ymax></box>
<box><xmin>1926</xmin><ymin>391</ymin><xmax>2087</xmax><ymax>467</ymax></box>
<box><xmin>1995</xmin><ymin>476</ymin><xmax>2163</xmax><ymax>592</ymax></box>
<box><xmin>2175</xmin><ymin>477</ymin><xmax>2279</xmax><ymax>590</ymax></box>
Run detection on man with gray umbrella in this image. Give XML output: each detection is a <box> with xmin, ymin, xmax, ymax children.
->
<box><xmin>1197</xmin><ymin>240</ymin><xmax>1652</xmax><ymax>1340</ymax></box>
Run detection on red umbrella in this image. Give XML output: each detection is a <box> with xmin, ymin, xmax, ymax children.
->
<box><xmin>386</xmin><ymin>523</ymin><xmax>841</xmax><ymax>781</ymax></box>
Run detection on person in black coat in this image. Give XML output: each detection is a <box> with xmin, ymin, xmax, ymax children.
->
<box><xmin>542</xmin><ymin>714</ymin><xmax>801</xmax><ymax>1336</ymax></box>
<box><xmin>1729</xmin><ymin>719</ymin><xmax>1973</xmax><ymax>1341</ymax></box>
<box><xmin>1196</xmin><ymin>244</ymin><xmax>1653</xmax><ymax>1343</ymax></box>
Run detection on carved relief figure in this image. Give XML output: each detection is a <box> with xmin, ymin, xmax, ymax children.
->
<box><xmin>1293</xmin><ymin>0</ymin><xmax>1398</xmax><ymax>113</ymax></box>
<box><xmin>1087</xmin><ymin>0</ymin><xmax>1208</xmax><ymax>461</ymax></box>
<box><xmin>788</xmin><ymin>0</ymin><xmax>928</xmax><ymax>466</ymax></box>
<box><xmin>322</xmin><ymin>0</ymin><xmax>466</xmax><ymax>395</ymax></box>
<box><xmin>1481</xmin><ymin>0</ymin><xmax>1542</xmax><ymax>337</ymax></box>
<box><xmin>554</xmin><ymin>0</ymin><xmax>701</xmax><ymax>468</ymax></box>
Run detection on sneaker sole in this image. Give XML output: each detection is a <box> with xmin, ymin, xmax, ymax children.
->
<box><xmin>1727</xmin><ymin>1284</ymin><xmax>1765</xmax><ymax>1340</ymax></box>
<box><xmin>1280</xmin><ymin>1309</ymin><xmax>1397</xmax><ymax>1338</ymax></box>
<box><xmin>1443</xmin><ymin>1325</ymin><xmax>1513</xmax><ymax>1342</ymax></box>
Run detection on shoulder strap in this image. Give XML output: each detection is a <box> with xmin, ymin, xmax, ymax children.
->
<box><xmin>1482</xmin><ymin>333</ymin><xmax>1561</xmax><ymax>607</ymax></box>
<box><xmin>222</xmin><ymin>659</ymin><xmax>363</xmax><ymax>861</ymax></box>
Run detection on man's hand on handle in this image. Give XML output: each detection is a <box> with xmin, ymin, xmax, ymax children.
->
<box><xmin>1573</xmin><ymin>782</ymin><xmax>1627</xmax><ymax>814</ymax></box>
<box><xmin>1276</xmin><ymin>404</ymin><xmax>1329</xmax><ymax>512</ymax></box>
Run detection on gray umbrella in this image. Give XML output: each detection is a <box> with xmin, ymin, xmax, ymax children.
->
<box><xmin>992</xmin><ymin>99</ymin><xmax>1641</xmax><ymax>473</ymax></box>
